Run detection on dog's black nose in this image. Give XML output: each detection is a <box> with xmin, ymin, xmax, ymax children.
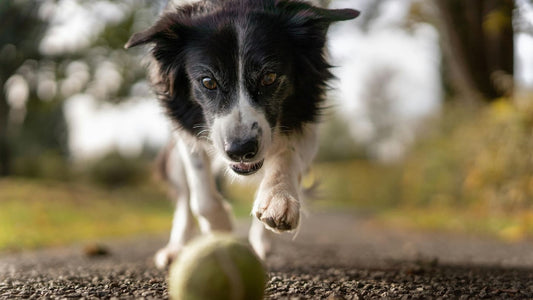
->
<box><xmin>225</xmin><ymin>139</ymin><xmax>258</xmax><ymax>161</ymax></box>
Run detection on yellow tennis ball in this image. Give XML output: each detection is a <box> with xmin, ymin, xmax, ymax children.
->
<box><xmin>168</xmin><ymin>234</ymin><xmax>267</xmax><ymax>300</ymax></box>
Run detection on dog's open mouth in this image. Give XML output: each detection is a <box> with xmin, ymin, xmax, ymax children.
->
<box><xmin>230</xmin><ymin>159</ymin><xmax>264</xmax><ymax>175</ymax></box>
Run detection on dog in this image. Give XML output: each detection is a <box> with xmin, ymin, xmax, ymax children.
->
<box><xmin>125</xmin><ymin>0</ymin><xmax>359</xmax><ymax>268</ymax></box>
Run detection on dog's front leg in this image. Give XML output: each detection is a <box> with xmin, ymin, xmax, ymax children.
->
<box><xmin>177</xmin><ymin>138</ymin><xmax>233</xmax><ymax>233</ymax></box>
<box><xmin>252</xmin><ymin>146</ymin><xmax>302</xmax><ymax>233</ymax></box>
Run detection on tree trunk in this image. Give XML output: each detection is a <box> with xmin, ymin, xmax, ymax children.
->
<box><xmin>435</xmin><ymin>0</ymin><xmax>514</xmax><ymax>102</ymax></box>
<box><xmin>0</xmin><ymin>81</ymin><xmax>10</xmax><ymax>177</ymax></box>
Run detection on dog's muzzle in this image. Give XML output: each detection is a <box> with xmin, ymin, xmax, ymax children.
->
<box><xmin>225</xmin><ymin>138</ymin><xmax>264</xmax><ymax>175</ymax></box>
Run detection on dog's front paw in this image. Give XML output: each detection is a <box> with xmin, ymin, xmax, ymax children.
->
<box><xmin>253</xmin><ymin>188</ymin><xmax>300</xmax><ymax>232</ymax></box>
<box><xmin>154</xmin><ymin>245</ymin><xmax>181</xmax><ymax>269</ymax></box>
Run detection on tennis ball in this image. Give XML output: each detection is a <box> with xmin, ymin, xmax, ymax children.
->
<box><xmin>168</xmin><ymin>233</ymin><xmax>267</xmax><ymax>300</ymax></box>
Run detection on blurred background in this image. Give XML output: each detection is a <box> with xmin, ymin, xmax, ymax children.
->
<box><xmin>1</xmin><ymin>0</ymin><xmax>532</xmax><ymax>252</ymax></box>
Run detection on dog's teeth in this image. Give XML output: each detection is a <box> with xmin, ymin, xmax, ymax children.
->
<box><xmin>230</xmin><ymin>159</ymin><xmax>264</xmax><ymax>175</ymax></box>
<box><xmin>238</xmin><ymin>163</ymin><xmax>250</xmax><ymax>170</ymax></box>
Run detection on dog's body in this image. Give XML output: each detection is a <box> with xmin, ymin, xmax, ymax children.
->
<box><xmin>126</xmin><ymin>0</ymin><xmax>358</xmax><ymax>268</ymax></box>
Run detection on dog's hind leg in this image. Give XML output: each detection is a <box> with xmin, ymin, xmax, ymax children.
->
<box><xmin>176</xmin><ymin>137</ymin><xmax>233</xmax><ymax>234</ymax></box>
<box><xmin>154</xmin><ymin>141</ymin><xmax>196</xmax><ymax>269</ymax></box>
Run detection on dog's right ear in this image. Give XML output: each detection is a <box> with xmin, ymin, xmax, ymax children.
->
<box><xmin>125</xmin><ymin>27</ymin><xmax>159</xmax><ymax>49</ymax></box>
<box><xmin>125</xmin><ymin>29</ymin><xmax>157</xmax><ymax>49</ymax></box>
<box><xmin>124</xmin><ymin>14</ymin><xmax>182</xmax><ymax>49</ymax></box>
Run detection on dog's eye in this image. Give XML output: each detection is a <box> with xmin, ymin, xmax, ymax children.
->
<box><xmin>261</xmin><ymin>73</ymin><xmax>277</xmax><ymax>86</ymax></box>
<box><xmin>202</xmin><ymin>77</ymin><xmax>217</xmax><ymax>90</ymax></box>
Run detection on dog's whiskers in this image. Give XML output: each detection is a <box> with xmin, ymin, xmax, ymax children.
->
<box><xmin>197</xmin><ymin>131</ymin><xmax>212</xmax><ymax>140</ymax></box>
<box><xmin>196</xmin><ymin>129</ymin><xmax>210</xmax><ymax>135</ymax></box>
<box><xmin>204</xmin><ymin>146</ymin><xmax>218</xmax><ymax>158</ymax></box>
<box><xmin>194</xmin><ymin>125</ymin><xmax>210</xmax><ymax>135</ymax></box>
<box><xmin>194</xmin><ymin>125</ymin><xmax>213</xmax><ymax>143</ymax></box>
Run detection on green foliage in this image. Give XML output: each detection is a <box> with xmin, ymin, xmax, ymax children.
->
<box><xmin>313</xmin><ymin>160</ymin><xmax>402</xmax><ymax>209</ymax></box>
<box><xmin>94</xmin><ymin>12</ymin><xmax>136</xmax><ymax>50</ymax></box>
<box><xmin>0</xmin><ymin>0</ymin><xmax>47</xmax><ymax>176</ymax></box>
<box><xmin>316</xmin><ymin>113</ymin><xmax>368</xmax><ymax>162</ymax></box>
<box><xmin>86</xmin><ymin>152</ymin><xmax>150</xmax><ymax>188</ymax></box>
<box><xmin>12</xmin><ymin>152</ymin><xmax>70</xmax><ymax>181</ymax></box>
<box><xmin>0</xmin><ymin>1</ymin><xmax>45</xmax><ymax>69</ymax></box>
<box><xmin>401</xmin><ymin>99</ymin><xmax>533</xmax><ymax>212</ymax></box>
<box><xmin>10</xmin><ymin>97</ymin><xmax>70</xmax><ymax>179</ymax></box>
<box><xmin>361</xmin><ymin>98</ymin><xmax>533</xmax><ymax>241</ymax></box>
<box><xmin>1</xmin><ymin>0</ymin><xmax>156</xmax><ymax>178</ymax></box>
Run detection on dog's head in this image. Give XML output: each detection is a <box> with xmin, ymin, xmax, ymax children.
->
<box><xmin>126</xmin><ymin>0</ymin><xmax>359</xmax><ymax>175</ymax></box>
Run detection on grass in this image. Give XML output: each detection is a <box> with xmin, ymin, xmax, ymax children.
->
<box><xmin>0</xmin><ymin>178</ymin><xmax>175</xmax><ymax>251</ymax></box>
<box><xmin>3</xmin><ymin>150</ymin><xmax>533</xmax><ymax>252</ymax></box>
<box><xmin>0</xmin><ymin>177</ymin><xmax>257</xmax><ymax>252</ymax></box>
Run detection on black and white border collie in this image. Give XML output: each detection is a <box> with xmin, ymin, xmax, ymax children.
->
<box><xmin>125</xmin><ymin>0</ymin><xmax>359</xmax><ymax>268</ymax></box>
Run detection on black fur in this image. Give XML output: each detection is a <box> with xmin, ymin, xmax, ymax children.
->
<box><xmin>126</xmin><ymin>0</ymin><xmax>359</xmax><ymax>136</ymax></box>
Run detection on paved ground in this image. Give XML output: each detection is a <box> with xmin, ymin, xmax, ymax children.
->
<box><xmin>1</xmin><ymin>212</ymin><xmax>533</xmax><ymax>299</ymax></box>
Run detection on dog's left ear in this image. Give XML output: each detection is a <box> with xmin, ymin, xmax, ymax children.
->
<box><xmin>310</xmin><ymin>7</ymin><xmax>360</xmax><ymax>23</ymax></box>
<box><xmin>276</xmin><ymin>1</ymin><xmax>360</xmax><ymax>28</ymax></box>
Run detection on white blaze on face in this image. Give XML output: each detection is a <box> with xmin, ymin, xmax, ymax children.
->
<box><xmin>210</xmin><ymin>84</ymin><xmax>272</xmax><ymax>163</ymax></box>
<box><xmin>210</xmin><ymin>24</ymin><xmax>272</xmax><ymax>163</ymax></box>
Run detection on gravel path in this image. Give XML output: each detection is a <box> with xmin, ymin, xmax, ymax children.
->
<box><xmin>1</xmin><ymin>212</ymin><xmax>533</xmax><ymax>299</ymax></box>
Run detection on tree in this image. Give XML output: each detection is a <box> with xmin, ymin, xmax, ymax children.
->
<box><xmin>434</xmin><ymin>0</ymin><xmax>515</xmax><ymax>103</ymax></box>
<box><xmin>1</xmin><ymin>0</ymin><xmax>155</xmax><ymax>177</ymax></box>
<box><xmin>0</xmin><ymin>1</ymin><xmax>47</xmax><ymax>176</ymax></box>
